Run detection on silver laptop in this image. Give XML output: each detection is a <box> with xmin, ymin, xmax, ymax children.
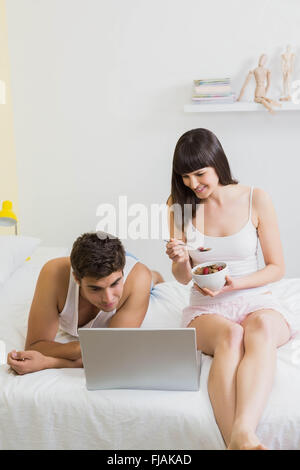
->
<box><xmin>78</xmin><ymin>328</ymin><xmax>201</xmax><ymax>391</ymax></box>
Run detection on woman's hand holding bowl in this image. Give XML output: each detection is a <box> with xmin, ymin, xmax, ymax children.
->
<box><xmin>194</xmin><ymin>275</ymin><xmax>236</xmax><ymax>297</ymax></box>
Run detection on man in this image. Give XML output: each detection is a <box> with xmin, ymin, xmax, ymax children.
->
<box><xmin>7</xmin><ymin>232</ymin><xmax>164</xmax><ymax>375</ymax></box>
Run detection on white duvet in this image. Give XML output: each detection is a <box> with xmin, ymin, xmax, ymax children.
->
<box><xmin>0</xmin><ymin>247</ymin><xmax>300</xmax><ymax>450</ymax></box>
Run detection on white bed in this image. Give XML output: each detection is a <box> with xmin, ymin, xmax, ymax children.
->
<box><xmin>0</xmin><ymin>246</ymin><xmax>300</xmax><ymax>450</ymax></box>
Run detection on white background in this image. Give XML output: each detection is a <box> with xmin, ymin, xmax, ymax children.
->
<box><xmin>5</xmin><ymin>0</ymin><xmax>300</xmax><ymax>280</ymax></box>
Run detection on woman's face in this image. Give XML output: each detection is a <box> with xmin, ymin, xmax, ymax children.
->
<box><xmin>181</xmin><ymin>166</ymin><xmax>219</xmax><ymax>198</ymax></box>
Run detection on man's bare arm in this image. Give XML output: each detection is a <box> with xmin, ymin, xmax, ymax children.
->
<box><xmin>7</xmin><ymin>350</ymin><xmax>82</xmax><ymax>375</ymax></box>
<box><xmin>28</xmin><ymin>340</ymin><xmax>81</xmax><ymax>360</ymax></box>
<box><xmin>108</xmin><ymin>263</ymin><xmax>152</xmax><ymax>328</ymax></box>
<box><xmin>24</xmin><ymin>259</ymin><xmax>81</xmax><ymax>360</ymax></box>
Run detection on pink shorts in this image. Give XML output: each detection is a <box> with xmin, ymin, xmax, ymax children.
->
<box><xmin>182</xmin><ymin>293</ymin><xmax>298</xmax><ymax>338</ymax></box>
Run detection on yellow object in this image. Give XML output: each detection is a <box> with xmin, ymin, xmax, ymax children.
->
<box><xmin>0</xmin><ymin>200</ymin><xmax>17</xmax><ymax>224</ymax></box>
<box><xmin>0</xmin><ymin>200</ymin><xmax>18</xmax><ymax>234</ymax></box>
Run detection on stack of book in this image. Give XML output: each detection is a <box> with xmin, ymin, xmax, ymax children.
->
<box><xmin>192</xmin><ymin>78</ymin><xmax>236</xmax><ymax>104</ymax></box>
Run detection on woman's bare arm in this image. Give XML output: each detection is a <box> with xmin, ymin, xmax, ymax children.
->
<box><xmin>166</xmin><ymin>196</ymin><xmax>192</xmax><ymax>285</ymax></box>
<box><xmin>234</xmin><ymin>188</ymin><xmax>285</xmax><ymax>290</ymax></box>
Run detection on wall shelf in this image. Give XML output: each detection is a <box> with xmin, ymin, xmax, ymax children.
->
<box><xmin>184</xmin><ymin>101</ymin><xmax>300</xmax><ymax>113</ymax></box>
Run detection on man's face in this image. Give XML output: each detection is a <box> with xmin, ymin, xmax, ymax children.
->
<box><xmin>77</xmin><ymin>270</ymin><xmax>124</xmax><ymax>312</ymax></box>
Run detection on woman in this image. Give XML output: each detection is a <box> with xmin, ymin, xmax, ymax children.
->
<box><xmin>166</xmin><ymin>128</ymin><xmax>297</xmax><ymax>450</ymax></box>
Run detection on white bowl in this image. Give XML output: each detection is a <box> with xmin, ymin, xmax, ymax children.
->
<box><xmin>192</xmin><ymin>261</ymin><xmax>228</xmax><ymax>291</ymax></box>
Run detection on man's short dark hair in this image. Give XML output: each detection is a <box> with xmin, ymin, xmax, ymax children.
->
<box><xmin>70</xmin><ymin>232</ymin><xmax>126</xmax><ymax>280</ymax></box>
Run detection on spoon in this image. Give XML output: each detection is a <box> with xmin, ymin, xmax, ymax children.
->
<box><xmin>164</xmin><ymin>239</ymin><xmax>212</xmax><ymax>252</ymax></box>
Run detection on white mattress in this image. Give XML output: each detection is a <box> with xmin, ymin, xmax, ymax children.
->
<box><xmin>0</xmin><ymin>247</ymin><xmax>300</xmax><ymax>450</ymax></box>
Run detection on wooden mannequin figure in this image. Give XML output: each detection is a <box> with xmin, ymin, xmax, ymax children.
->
<box><xmin>279</xmin><ymin>45</ymin><xmax>295</xmax><ymax>101</ymax></box>
<box><xmin>237</xmin><ymin>54</ymin><xmax>281</xmax><ymax>114</ymax></box>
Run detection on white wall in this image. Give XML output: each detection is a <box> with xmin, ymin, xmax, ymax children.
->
<box><xmin>5</xmin><ymin>0</ymin><xmax>300</xmax><ymax>280</ymax></box>
<box><xmin>0</xmin><ymin>0</ymin><xmax>19</xmax><ymax>234</ymax></box>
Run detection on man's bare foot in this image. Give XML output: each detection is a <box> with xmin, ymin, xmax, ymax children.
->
<box><xmin>227</xmin><ymin>429</ymin><xmax>268</xmax><ymax>450</ymax></box>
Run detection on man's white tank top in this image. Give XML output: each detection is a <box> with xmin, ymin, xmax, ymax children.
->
<box><xmin>186</xmin><ymin>186</ymin><xmax>271</xmax><ymax>305</ymax></box>
<box><xmin>58</xmin><ymin>255</ymin><xmax>138</xmax><ymax>337</ymax></box>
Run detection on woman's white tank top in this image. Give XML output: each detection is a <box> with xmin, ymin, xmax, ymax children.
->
<box><xmin>185</xmin><ymin>186</ymin><xmax>270</xmax><ymax>305</ymax></box>
<box><xmin>58</xmin><ymin>255</ymin><xmax>138</xmax><ymax>337</ymax></box>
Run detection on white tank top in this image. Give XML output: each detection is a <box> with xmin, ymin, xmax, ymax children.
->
<box><xmin>58</xmin><ymin>255</ymin><xmax>138</xmax><ymax>337</ymax></box>
<box><xmin>186</xmin><ymin>186</ymin><xmax>270</xmax><ymax>305</ymax></box>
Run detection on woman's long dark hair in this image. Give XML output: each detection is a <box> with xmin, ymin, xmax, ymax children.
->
<box><xmin>170</xmin><ymin>129</ymin><xmax>238</xmax><ymax>223</ymax></box>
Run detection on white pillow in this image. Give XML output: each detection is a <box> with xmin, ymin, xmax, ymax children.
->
<box><xmin>0</xmin><ymin>235</ymin><xmax>41</xmax><ymax>284</ymax></box>
<box><xmin>141</xmin><ymin>281</ymin><xmax>190</xmax><ymax>328</ymax></box>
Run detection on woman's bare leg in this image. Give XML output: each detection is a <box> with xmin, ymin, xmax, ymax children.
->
<box><xmin>228</xmin><ymin>309</ymin><xmax>291</xmax><ymax>450</ymax></box>
<box><xmin>188</xmin><ymin>314</ymin><xmax>244</xmax><ymax>447</ymax></box>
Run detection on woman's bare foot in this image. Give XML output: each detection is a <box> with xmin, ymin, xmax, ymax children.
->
<box><xmin>227</xmin><ymin>429</ymin><xmax>268</xmax><ymax>450</ymax></box>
